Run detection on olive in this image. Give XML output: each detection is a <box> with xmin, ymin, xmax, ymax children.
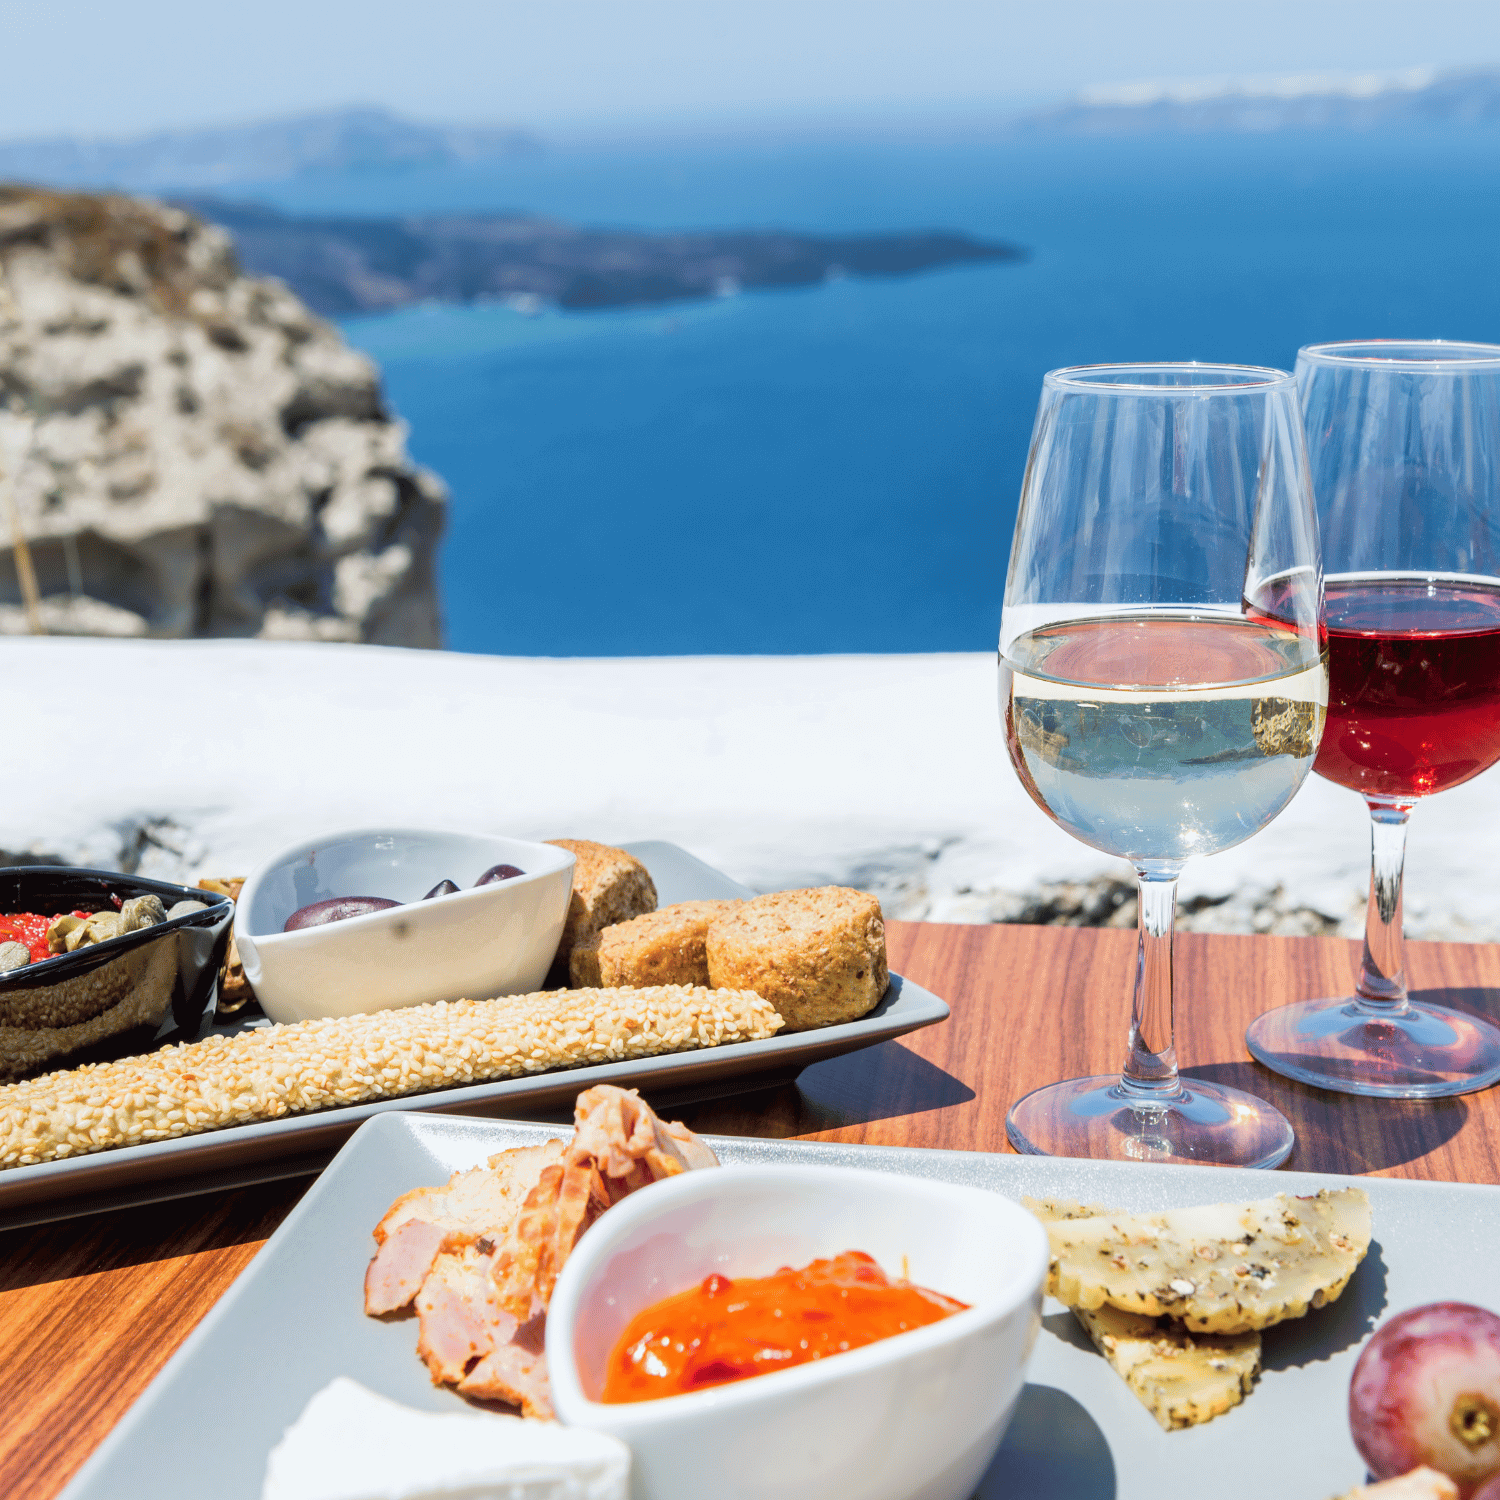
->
<box><xmin>475</xmin><ymin>864</ymin><xmax>525</xmax><ymax>886</ymax></box>
<box><xmin>284</xmin><ymin>897</ymin><xmax>400</xmax><ymax>932</ymax></box>
<box><xmin>423</xmin><ymin>880</ymin><xmax>461</xmax><ymax>900</ymax></box>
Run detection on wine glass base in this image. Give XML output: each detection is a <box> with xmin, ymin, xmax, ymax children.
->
<box><xmin>1246</xmin><ymin>997</ymin><xmax>1500</xmax><ymax>1098</ymax></box>
<box><xmin>1005</xmin><ymin>1075</ymin><xmax>1295</xmax><ymax>1169</ymax></box>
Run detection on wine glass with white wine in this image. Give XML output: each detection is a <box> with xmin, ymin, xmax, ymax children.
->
<box><xmin>1000</xmin><ymin>364</ymin><xmax>1326</xmax><ymax>1168</ymax></box>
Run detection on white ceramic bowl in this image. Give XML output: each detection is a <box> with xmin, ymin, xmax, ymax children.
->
<box><xmin>236</xmin><ymin>829</ymin><xmax>575</xmax><ymax>1024</ymax></box>
<box><xmin>547</xmin><ymin>1163</ymin><xmax>1049</xmax><ymax>1500</ymax></box>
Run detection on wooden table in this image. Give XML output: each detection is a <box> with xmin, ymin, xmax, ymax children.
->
<box><xmin>3</xmin><ymin>921</ymin><xmax>1498</xmax><ymax>1498</ymax></box>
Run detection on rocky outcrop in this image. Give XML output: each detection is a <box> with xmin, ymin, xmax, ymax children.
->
<box><xmin>0</xmin><ymin>185</ymin><xmax>444</xmax><ymax>644</ymax></box>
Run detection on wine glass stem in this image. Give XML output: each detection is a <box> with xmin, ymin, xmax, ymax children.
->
<box><xmin>1357</xmin><ymin>798</ymin><xmax>1413</xmax><ymax>1014</ymax></box>
<box><xmin>1121</xmin><ymin>860</ymin><xmax>1184</xmax><ymax>1102</ymax></box>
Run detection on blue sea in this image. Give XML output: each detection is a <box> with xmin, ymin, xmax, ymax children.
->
<box><xmin>242</xmin><ymin>126</ymin><xmax>1500</xmax><ymax>656</ymax></box>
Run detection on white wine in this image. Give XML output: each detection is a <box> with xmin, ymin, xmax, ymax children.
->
<box><xmin>1001</xmin><ymin>613</ymin><xmax>1327</xmax><ymax>862</ymax></box>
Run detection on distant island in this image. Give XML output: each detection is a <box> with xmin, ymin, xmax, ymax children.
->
<box><xmin>178</xmin><ymin>198</ymin><xmax>1026</xmax><ymax>315</ymax></box>
<box><xmin>1015</xmin><ymin>66</ymin><xmax>1500</xmax><ymax>136</ymax></box>
<box><xmin>5</xmin><ymin>73</ymin><xmax>1500</xmax><ymax>204</ymax></box>
<box><xmin>0</xmin><ymin>108</ymin><xmax>537</xmax><ymax>193</ymax></box>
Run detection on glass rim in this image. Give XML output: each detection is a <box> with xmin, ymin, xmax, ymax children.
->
<box><xmin>1297</xmin><ymin>339</ymin><xmax>1500</xmax><ymax>370</ymax></box>
<box><xmin>1042</xmin><ymin>361</ymin><xmax>1296</xmax><ymax>394</ymax></box>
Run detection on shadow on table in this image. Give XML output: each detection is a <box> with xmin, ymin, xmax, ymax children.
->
<box><xmin>794</xmin><ymin>1041</ymin><xmax>975</xmax><ymax>1127</ymax></box>
<box><xmin>1409</xmin><ymin>986</ymin><xmax>1500</xmax><ymax>1023</ymax></box>
<box><xmin>1181</xmin><ymin>1060</ymin><xmax>1469</xmax><ymax>1173</ymax></box>
<box><xmin>976</xmin><ymin>1383</ymin><xmax>1115</xmax><ymax>1499</ymax></box>
<box><xmin>675</xmin><ymin>1040</ymin><xmax>975</xmax><ymax>1139</ymax></box>
<box><xmin>0</xmin><ymin>1179</ymin><xmax>298</xmax><ymax>1294</ymax></box>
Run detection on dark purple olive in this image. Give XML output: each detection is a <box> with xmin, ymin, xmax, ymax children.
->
<box><xmin>475</xmin><ymin>864</ymin><xmax>525</xmax><ymax>886</ymax></box>
<box><xmin>423</xmin><ymin>879</ymin><xmax>461</xmax><ymax>900</ymax></box>
<box><xmin>284</xmin><ymin>896</ymin><xmax>400</xmax><ymax>932</ymax></box>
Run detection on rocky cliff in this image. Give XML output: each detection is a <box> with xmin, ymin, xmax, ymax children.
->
<box><xmin>0</xmin><ymin>185</ymin><xmax>444</xmax><ymax>645</ymax></box>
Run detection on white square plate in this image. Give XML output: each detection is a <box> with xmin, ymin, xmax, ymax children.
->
<box><xmin>62</xmin><ymin>1111</ymin><xmax>1499</xmax><ymax>1500</ymax></box>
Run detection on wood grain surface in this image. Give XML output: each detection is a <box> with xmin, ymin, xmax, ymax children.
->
<box><xmin>2</xmin><ymin>920</ymin><xmax>1498</xmax><ymax>1499</ymax></box>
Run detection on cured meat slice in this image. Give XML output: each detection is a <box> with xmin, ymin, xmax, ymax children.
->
<box><xmin>365</xmin><ymin>1141</ymin><xmax>564</xmax><ymax>1315</ymax></box>
<box><xmin>415</xmin><ymin>1245</ymin><xmax>516</xmax><ymax>1387</ymax></box>
<box><xmin>370</xmin><ymin>1085</ymin><xmax>719</xmax><ymax>1421</ymax></box>
<box><xmin>490</xmin><ymin>1086</ymin><xmax>720</xmax><ymax>1320</ymax></box>
<box><xmin>458</xmin><ymin>1312</ymin><xmax>553</xmax><ymax>1419</ymax></box>
<box><xmin>415</xmin><ymin>1248</ymin><xmax>555</xmax><ymax>1418</ymax></box>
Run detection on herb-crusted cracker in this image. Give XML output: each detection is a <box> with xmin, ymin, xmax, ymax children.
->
<box><xmin>706</xmin><ymin>886</ymin><xmax>888</xmax><ymax>1033</ymax></box>
<box><xmin>1073</xmin><ymin>1304</ymin><xmax>1261</xmax><ymax>1430</ymax></box>
<box><xmin>1031</xmin><ymin>1188</ymin><xmax>1372</xmax><ymax>1335</ymax></box>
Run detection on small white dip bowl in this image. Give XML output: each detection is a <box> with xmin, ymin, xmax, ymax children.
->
<box><xmin>547</xmin><ymin>1163</ymin><xmax>1049</xmax><ymax>1500</ymax></box>
<box><xmin>237</xmin><ymin>829</ymin><xmax>575</xmax><ymax>1024</ymax></box>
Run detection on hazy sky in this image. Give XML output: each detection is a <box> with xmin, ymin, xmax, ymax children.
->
<box><xmin>5</xmin><ymin>0</ymin><xmax>1500</xmax><ymax>138</ymax></box>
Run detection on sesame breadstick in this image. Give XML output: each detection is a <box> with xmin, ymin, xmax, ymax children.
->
<box><xmin>0</xmin><ymin>985</ymin><xmax>780</xmax><ymax>1169</ymax></box>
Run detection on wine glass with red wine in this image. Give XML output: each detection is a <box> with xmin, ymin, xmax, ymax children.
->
<box><xmin>1246</xmin><ymin>341</ymin><xmax>1500</xmax><ymax>1097</ymax></box>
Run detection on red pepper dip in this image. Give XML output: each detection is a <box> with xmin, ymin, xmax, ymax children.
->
<box><xmin>600</xmin><ymin>1250</ymin><xmax>967</xmax><ymax>1403</ymax></box>
<box><xmin>0</xmin><ymin>912</ymin><xmax>86</xmax><ymax>965</ymax></box>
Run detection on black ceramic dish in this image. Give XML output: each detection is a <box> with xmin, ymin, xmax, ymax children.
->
<box><xmin>0</xmin><ymin>868</ymin><xmax>234</xmax><ymax>1082</ymax></box>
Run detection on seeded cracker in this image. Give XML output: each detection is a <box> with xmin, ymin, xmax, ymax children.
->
<box><xmin>1027</xmin><ymin>1196</ymin><xmax>1263</xmax><ymax>1430</ymax></box>
<box><xmin>1027</xmin><ymin>1188</ymin><xmax>1372</xmax><ymax>1335</ymax></box>
<box><xmin>1073</xmin><ymin>1303</ymin><xmax>1261</xmax><ymax>1430</ymax></box>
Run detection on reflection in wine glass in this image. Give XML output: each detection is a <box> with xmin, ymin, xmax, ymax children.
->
<box><xmin>1246</xmin><ymin>341</ymin><xmax>1500</xmax><ymax>1097</ymax></box>
<box><xmin>1001</xmin><ymin>364</ymin><xmax>1326</xmax><ymax>1168</ymax></box>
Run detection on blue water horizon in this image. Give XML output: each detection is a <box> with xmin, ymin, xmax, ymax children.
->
<box><xmin>244</xmin><ymin>125</ymin><xmax>1500</xmax><ymax>656</ymax></box>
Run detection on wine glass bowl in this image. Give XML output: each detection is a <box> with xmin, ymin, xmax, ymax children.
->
<box><xmin>1001</xmin><ymin>363</ymin><xmax>1325</xmax><ymax>1167</ymax></box>
<box><xmin>1245</xmin><ymin>340</ymin><xmax>1500</xmax><ymax>1098</ymax></box>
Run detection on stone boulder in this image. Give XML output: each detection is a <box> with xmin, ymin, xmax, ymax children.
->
<box><xmin>0</xmin><ymin>184</ymin><xmax>444</xmax><ymax>644</ymax></box>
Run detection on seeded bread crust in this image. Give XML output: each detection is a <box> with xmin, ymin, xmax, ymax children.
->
<box><xmin>584</xmin><ymin>900</ymin><xmax>743</xmax><ymax>989</ymax></box>
<box><xmin>706</xmin><ymin>887</ymin><xmax>887</xmax><ymax>1033</ymax></box>
<box><xmin>546</xmin><ymin>840</ymin><xmax>657</xmax><ymax>981</ymax></box>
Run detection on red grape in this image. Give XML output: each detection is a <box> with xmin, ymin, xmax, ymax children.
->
<box><xmin>1473</xmin><ymin>1475</ymin><xmax>1500</xmax><ymax>1500</ymax></box>
<box><xmin>1350</xmin><ymin>1303</ymin><xmax>1500</xmax><ymax>1496</ymax></box>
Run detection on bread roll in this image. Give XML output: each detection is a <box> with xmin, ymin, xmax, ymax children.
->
<box><xmin>586</xmin><ymin>900</ymin><xmax>742</xmax><ymax>989</ymax></box>
<box><xmin>546</xmin><ymin>840</ymin><xmax>657</xmax><ymax>982</ymax></box>
<box><xmin>706</xmin><ymin>887</ymin><xmax>887</xmax><ymax>1032</ymax></box>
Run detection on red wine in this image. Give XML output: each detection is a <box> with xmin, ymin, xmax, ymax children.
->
<box><xmin>1315</xmin><ymin>576</ymin><xmax>1500</xmax><ymax>799</ymax></box>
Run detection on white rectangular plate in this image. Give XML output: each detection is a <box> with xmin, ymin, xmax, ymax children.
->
<box><xmin>62</xmin><ymin>1111</ymin><xmax>1499</xmax><ymax>1500</ymax></box>
<box><xmin>0</xmin><ymin>842</ymin><xmax>947</xmax><ymax>1229</ymax></box>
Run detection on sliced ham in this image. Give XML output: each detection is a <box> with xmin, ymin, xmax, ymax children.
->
<box><xmin>458</xmin><ymin>1312</ymin><xmax>553</xmax><ymax>1419</ymax></box>
<box><xmin>364</xmin><ymin>1219</ymin><xmax>449</xmax><ymax>1317</ymax></box>
<box><xmin>369</xmin><ymin>1085</ymin><xmax>720</xmax><ymax>1421</ymax></box>
<box><xmin>364</xmin><ymin>1140</ymin><xmax>564</xmax><ymax>1315</ymax></box>
<box><xmin>415</xmin><ymin>1248</ymin><xmax>554</xmax><ymax>1418</ymax></box>
<box><xmin>490</xmin><ymin>1085</ymin><xmax>721</xmax><ymax>1320</ymax></box>
<box><xmin>414</xmin><ymin>1245</ymin><xmax>516</xmax><ymax>1387</ymax></box>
